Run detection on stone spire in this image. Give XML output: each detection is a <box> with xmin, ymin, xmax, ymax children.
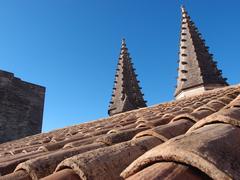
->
<box><xmin>108</xmin><ymin>39</ymin><xmax>147</xmax><ymax>116</ymax></box>
<box><xmin>175</xmin><ymin>6</ymin><xmax>228</xmax><ymax>99</ymax></box>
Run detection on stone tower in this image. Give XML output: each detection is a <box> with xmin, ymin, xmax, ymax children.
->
<box><xmin>175</xmin><ymin>6</ymin><xmax>228</xmax><ymax>99</ymax></box>
<box><xmin>0</xmin><ymin>70</ymin><xmax>45</xmax><ymax>143</ymax></box>
<box><xmin>108</xmin><ymin>39</ymin><xmax>147</xmax><ymax>116</ymax></box>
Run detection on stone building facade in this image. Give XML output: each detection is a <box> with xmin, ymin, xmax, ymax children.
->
<box><xmin>0</xmin><ymin>70</ymin><xmax>45</xmax><ymax>143</ymax></box>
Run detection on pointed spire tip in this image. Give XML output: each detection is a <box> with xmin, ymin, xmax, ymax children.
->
<box><xmin>181</xmin><ymin>5</ymin><xmax>186</xmax><ymax>13</ymax></box>
<box><xmin>122</xmin><ymin>38</ymin><xmax>126</xmax><ymax>45</ymax></box>
<box><xmin>121</xmin><ymin>38</ymin><xmax>127</xmax><ymax>50</ymax></box>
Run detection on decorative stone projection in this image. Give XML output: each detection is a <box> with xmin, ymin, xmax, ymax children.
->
<box><xmin>175</xmin><ymin>6</ymin><xmax>228</xmax><ymax>99</ymax></box>
<box><xmin>0</xmin><ymin>70</ymin><xmax>45</xmax><ymax>143</ymax></box>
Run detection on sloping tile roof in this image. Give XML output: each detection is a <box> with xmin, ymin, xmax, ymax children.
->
<box><xmin>0</xmin><ymin>85</ymin><xmax>240</xmax><ymax>180</ymax></box>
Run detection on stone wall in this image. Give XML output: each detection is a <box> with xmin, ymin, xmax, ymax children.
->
<box><xmin>0</xmin><ymin>70</ymin><xmax>45</xmax><ymax>143</ymax></box>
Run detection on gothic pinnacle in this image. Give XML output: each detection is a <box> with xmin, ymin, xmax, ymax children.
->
<box><xmin>108</xmin><ymin>39</ymin><xmax>147</xmax><ymax>116</ymax></box>
<box><xmin>175</xmin><ymin>6</ymin><xmax>228</xmax><ymax>99</ymax></box>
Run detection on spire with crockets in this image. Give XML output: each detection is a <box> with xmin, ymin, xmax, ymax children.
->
<box><xmin>175</xmin><ymin>6</ymin><xmax>228</xmax><ymax>99</ymax></box>
<box><xmin>108</xmin><ymin>39</ymin><xmax>147</xmax><ymax>116</ymax></box>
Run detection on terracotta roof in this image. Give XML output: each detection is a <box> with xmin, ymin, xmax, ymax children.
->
<box><xmin>0</xmin><ymin>84</ymin><xmax>240</xmax><ymax>179</ymax></box>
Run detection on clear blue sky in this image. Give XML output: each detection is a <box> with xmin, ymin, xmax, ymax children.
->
<box><xmin>0</xmin><ymin>0</ymin><xmax>239</xmax><ymax>132</ymax></box>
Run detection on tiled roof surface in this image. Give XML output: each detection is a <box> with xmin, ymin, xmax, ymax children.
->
<box><xmin>0</xmin><ymin>85</ymin><xmax>240</xmax><ymax>180</ymax></box>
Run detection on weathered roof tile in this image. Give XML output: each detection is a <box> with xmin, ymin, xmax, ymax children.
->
<box><xmin>121</xmin><ymin>92</ymin><xmax>240</xmax><ymax>179</ymax></box>
<box><xmin>126</xmin><ymin>162</ymin><xmax>211</xmax><ymax>180</ymax></box>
